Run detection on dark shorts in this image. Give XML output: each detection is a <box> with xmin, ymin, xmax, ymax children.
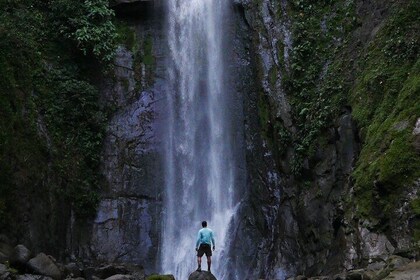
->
<box><xmin>197</xmin><ymin>244</ymin><xmax>212</xmax><ymax>257</ymax></box>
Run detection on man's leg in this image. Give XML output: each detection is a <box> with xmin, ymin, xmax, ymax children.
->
<box><xmin>207</xmin><ymin>256</ymin><xmax>211</xmax><ymax>272</ymax></box>
<box><xmin>197</xmin><ymin>256</ymin><xmax>202</xmax><ymax>271</ymax></box>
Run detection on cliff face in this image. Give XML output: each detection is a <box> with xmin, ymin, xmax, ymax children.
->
<box><xmin>73</xmin><ymin>1</ymin><xmax>165</xmax><ymax>272</ymax></box>
<box><xmin>0</xmin><ymin>0</ymin><xmax>418</xmax><ymax>278</ymax></box>
<box><xmin>229</xmin><ymin>0</ymin><xmax>419</xmax><ymax>278</ymax></box>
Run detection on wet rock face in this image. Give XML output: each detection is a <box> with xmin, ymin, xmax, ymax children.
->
<box><xmin>74</xmin><ymin>6</ymin><xmax>166</xmax><ymax>273</ymax></box>
<box><xmin>222</xmin><ymin>2</ymin><xmax>284</xmax><ymax>279</ymax></box>
<box><xmin>230</xmin><ymin>0</ymin><xmax>418</xmax><ymax>278</ymax></box>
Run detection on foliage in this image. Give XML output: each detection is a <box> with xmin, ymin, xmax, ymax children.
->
<box><xmin>259</xmin><ymin>0</ymin><xmax>356</xmax><ymax>176</ymax></box>
<box><xmin>0</xmin><ymin>0</ymin><xmax>117</xmax><ymax>230</ymax></box>
<box><xmin>115</xmin><ymin>19</ymin><xmax>137</xmax><ymax>51</ymax></box>
<box><xmin>258</xmin><ymin>0</ymin><xmax>419</xmax><ymax>239</ymax></box>
<box><xmin>51</xmin><ymin>0</ymin><xmax>117</xmax><ymax>63</ymax></box>
<box><xmin>34</xmin><ymin>65</ymin><xmax>106</xmax><ymax>217</ymax></box>
<box><xmin>351</xmin><ymin>0</ymin><xmax>420</xmax><ymax>221</ymax></box>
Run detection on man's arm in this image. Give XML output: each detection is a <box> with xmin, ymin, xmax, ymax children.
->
<box><xmin>196</xmin><ymin>231</ymin><xmax>201</xmax><ymax>249</ymax></box>
<box><xmin>211</xmin><ymin>231</ymin><xmax>215</xmax><ymax>250</ymax></box>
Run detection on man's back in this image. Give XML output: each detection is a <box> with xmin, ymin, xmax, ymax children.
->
<box><xmin>197</xmin><ymin>227</ymin><xmax>215</xmax><ymax>246</ymax></box>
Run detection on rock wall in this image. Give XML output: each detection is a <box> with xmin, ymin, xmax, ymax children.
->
<box><xmin>228</xmin><ymin>0</ymin><xmax>419</xmax><ymax>278</ymax></box>
<box><xmin>69</xmin><ymin>2</ymin><xmax>166</xmax><ymax>272</ymax></box>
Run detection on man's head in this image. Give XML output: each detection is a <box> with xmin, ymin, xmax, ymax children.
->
<box><xmin>202</xmin><ymin>221</ymin><xmax>207</xmax><ymax>228</ymax></box>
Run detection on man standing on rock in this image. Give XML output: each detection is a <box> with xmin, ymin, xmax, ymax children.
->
<box><xmin>195</xmin><ymin>221</ymin><xmax>215</xmax><ymax>272</ymax></box>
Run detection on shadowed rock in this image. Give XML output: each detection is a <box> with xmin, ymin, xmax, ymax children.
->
<box><xmin>27</xmin><ymin>253</ymin><xmax>61</xmax><ymax>280</ymax></box>
<box><xmin>11</xmin><ymin>245</ymin><xmax>32</xmax><ymax>266</ymax></box>
<box><xmin>15</xmin><ymin>275</ymin><xmax>53</xmax><ymax>280</ymax></box>
<box><xmin>104</xmin><ymin>274</ymin><xmax>135</xmax><ymax>280</ymax></box>
<box><xmin>188</xmin><ymin>271</ymin><xmax>217</xmax><ymax>280</ymax></box>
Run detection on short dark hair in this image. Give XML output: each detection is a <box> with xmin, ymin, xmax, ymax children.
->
<box><xmin>202</xmin><ymin>221</ymin><xmax>207</xmax><ymax>227</ymax></box>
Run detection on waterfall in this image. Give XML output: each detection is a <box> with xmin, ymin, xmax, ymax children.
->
<box><xmin>161</xmin><ymin>0</ymin><xmax>236</xmax><ymax>279</ymax></box>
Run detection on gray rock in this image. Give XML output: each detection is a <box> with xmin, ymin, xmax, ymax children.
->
<box><xmin>64</xmin><ymin>263</ymin><xmax>82</xmax><ymax>278</ymax></box>
<box><xmin>332</xmin><ymin>273</ymin><xmax>346</xmax><ymax>280</ymax></box>
<box><xmin>359</xmin><ymin>228</ymin><xmax>395</xmax><ymax>259</ymax></box>
<box><xmin>413</xmin><ymin>118</ymin><xmax>420</xmax><ymax>135</ymax></box>
<box><xmin>188</xmin><ymin>271</ymin><xmax>216</xmax><ymax>280</ymax></box>
<box><xmin>386</xmin><ymin>255</ymin><xmax>410</xmax><ymax>270</ymax></box>
<box><xmin>0</xmin><ymin>272</ymin><xmax>11</xmax><ymax>280</ymax></box>
<box><xmin>346</xmin><ymin>269</ymin><xmax>364</xmax><ymax>280</ymax></box>
<box><xmin>11</xmin><ymin>245</ymin><xmax>32</xmax><ymax>266</ymax></box>
<box><xmin>15</xmin><ymin>275</ymin><xmax>54</xmax><ymax>280</ymax></box>
<box><xmin>93</xmin><ymin>264</ymin><xmax>131</xmax><ymax>279</ymax></box>
<box><xmin>383</xmin><ymin>260</ymin><xmax>420</xmax><ymax>280</ymax></box>
<box><xmin>27</xmin><ymin>253</ymin><xmax>61</xmax><ymax>280</ymax></box>
<box><xmin>104</xmin><ymin>274</ymin><xmax>135</xmax><ymax>280</ymax></box>
<box><xmin>84</xmin><ymin>264</ymin><xmax>144</xmax><ymax>280</ymax></box>
<box><xmin>0</xmin><ymin>264</ymin><xmax>7</xmax><ymax>274</ymax></box>
<box><xmin>367</xmin><ymin>259</ymin><xmax>386</xmax><ymax>271</ymax></box>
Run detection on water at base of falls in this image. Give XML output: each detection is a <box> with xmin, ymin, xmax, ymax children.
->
<box><xmin>160</xmin><ymin>1</ymin><xmax>236</xmax><ymax>279</ymax></box>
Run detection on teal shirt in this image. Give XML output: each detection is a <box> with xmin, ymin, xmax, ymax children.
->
<box><xmin>196</xmin><ymin>227</ymin><xmax>215</xmax><ymax>248</ymax></box>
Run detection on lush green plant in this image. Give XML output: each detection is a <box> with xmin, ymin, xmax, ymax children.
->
<box><xmin>0</xmin><ymin>0</ymin><xmax>117</xmax><ymax>228</ymax></box>
<box><xmin>259</xmin><ymin>0</ymin><xmax>419</xmax><ymax>240</ymax></box>
<box><xmin>34</xmin><ymin>66</ymin><xmax>106</xmax><ymax>217</ymax></box>
<box><xmin>350</xmin><ymin>1</ymin><xmax>420</xmax><ymax>222</ymax></box>
<box><xmin>258</xmin><ymin>0</ymin><xmax>356</xmax><ymax>176</ymax></box>
<box><xmin>51</xmin><ymin>0</ymin><xmax>117</xmax><ymax>63</ymax></box>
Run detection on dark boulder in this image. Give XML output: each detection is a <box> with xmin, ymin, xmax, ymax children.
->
<box><xmin>0</xmin><ymin>263</ymin><xmax>9</xmax><ymax>277</ymax></box>
<box><xmin>84</xmin><ymin>263</ymin><xmax>144</xmax><ymax>279</ymax></box>
<box><xmin>27</xmin><ymin>253</ymin><xmax>61</xmax><ymax>280</ymax></box>
<box><xmin>63</xmin><ymin>263</ymin><xmax>82</xmax><ymax>278</ymax></box>
<box><xmin>104</xmin><ymin>274</ymin><xmax>135</xmax><ymax>280</ymax></box>
<box><xmin>10</xmin><ymin>245</ymin><xmax>32</xmax><ymax>268</ymax></box>
<box><xmin>188</xmin><ymin>271</ymin><xmax>217</xmax><ymax>280</ymax></box>
<box><xmin>14</xmin><ymin>275</ymin><xmax>53</xmax><ymax>280</ymax></box>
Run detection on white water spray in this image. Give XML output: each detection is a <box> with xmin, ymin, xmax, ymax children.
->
<box><xmin>161</xmin><ymin>1</ymin><xmax>236</xmax><ymax>279</ymax></box>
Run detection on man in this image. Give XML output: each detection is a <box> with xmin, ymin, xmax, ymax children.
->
<box><xmin>195</xmin><ymin>220</ymin><xmax>215</xmax><ymax>272</ymax></box>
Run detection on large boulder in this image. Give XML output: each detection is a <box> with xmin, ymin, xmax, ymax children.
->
<box><xmin>0</xmin><ymin>263</ymin><xmax>9</xmax><ymax>277</ymax></box>
<box><xmin>84</xmin><ymin>263</ymin><xmax>144</xmax><ymax>279</ymax></box>
<box><xmin>64</xmin><ymin>263</ymin><xmax>82</xmax><ymax>278</ymax></box>
<box><xmin>188</xmin><ymin>271</ymin><xmax>217</xmax><ymax>280</ymax></box>
<box><xmin>384</xmin><ymin>261</ymin><xmax>420</xmax><ymax>280</ymax></box>
<box><xmin>10</xmin><ymin>245</ymin><xmax>32</xmax><ymax>267</ymax></box>
<box><xmin>27</xmin><ymin>253</ymin><xmax>61</xmax><ymax>280</ymax></box>
<box><xmin>104</xmin><ymin>275</ymin><xmax>135</xmax><ymax>280</ymax></box>
<box><xmin>15</xmin><ymin>275</ymin><xmax>54</xmax><ymax>280</ymax></box>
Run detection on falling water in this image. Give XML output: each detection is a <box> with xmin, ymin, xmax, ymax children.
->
<box><xmin>161</xmin><ymin>0</ymin><xmax>236</xmax><ymax>279</ymax></box>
